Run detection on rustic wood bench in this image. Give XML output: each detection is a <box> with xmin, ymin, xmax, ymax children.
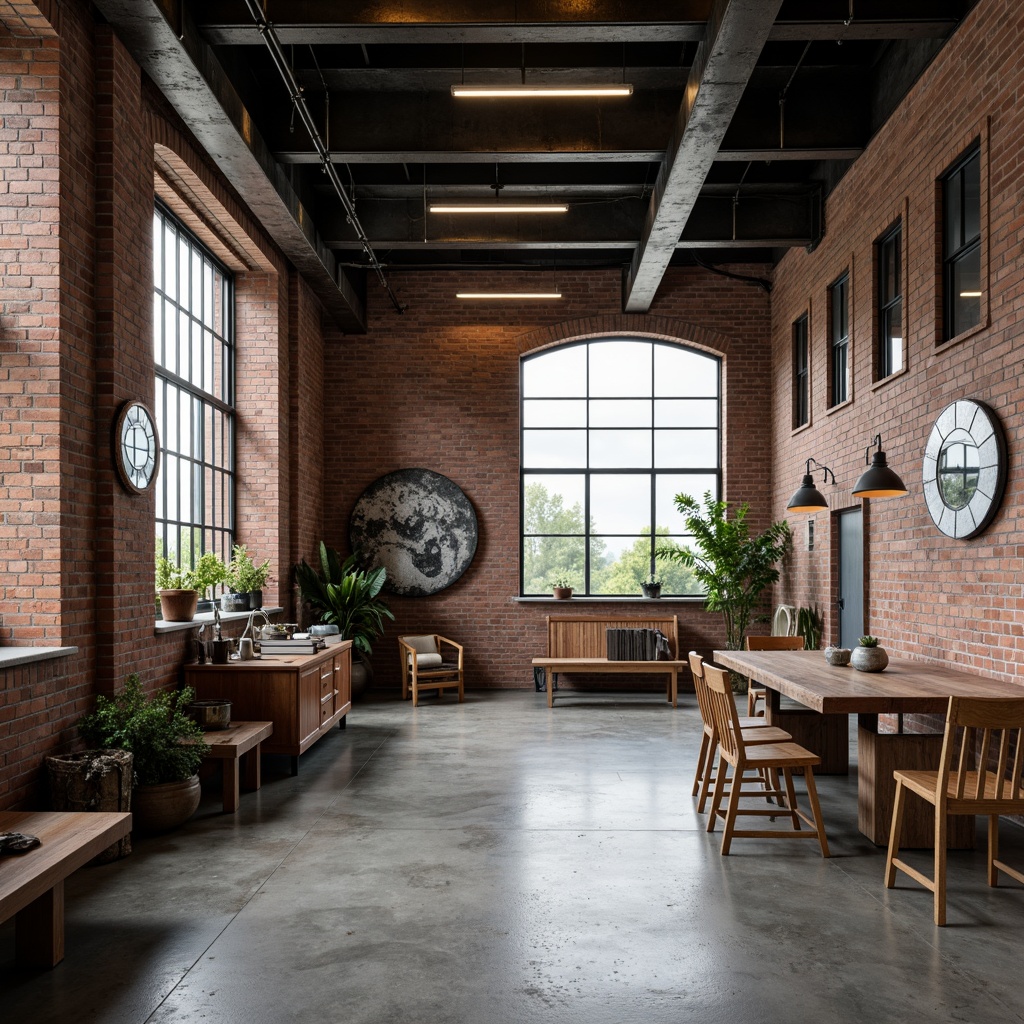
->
<box><xmin>533</xmin><ymin>615</ymin><xmax>687</xmax><ymax>708</ymax></box>
<box><xmin>196</xmin><ymin>721</ymin><xmax>273</xmax><ymax>813</ymax></box>
<box><xmin>0</xmin><ymin>809</ymin><xmax>132</xmax><ymax>968</ymax></box>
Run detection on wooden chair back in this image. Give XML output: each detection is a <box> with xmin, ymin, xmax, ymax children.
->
<box><xmin>745</xmin><ymin>635</ymin><xmax>805</xmax><ymax>651</ymax></box>
<box><xmin>688</xmin><ymin>651</ymin><xmax>712</xmax><ymax>729</ymax></box>
<box><xmin>938</xmin><ymin>696</ymin><xmax>1024</xmax><ymax>806</ymax></box>
<box><xmin>703</xmin><ymin>663</ymin><xmax>744</xmax><ymax>763</ymax></box>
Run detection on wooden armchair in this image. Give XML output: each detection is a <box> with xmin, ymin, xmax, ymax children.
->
<box><xmin>397</xmin><ymin>634</ymin><xmax>465</xmax><ymax>707</ymax></box>
<box><xmin>885</xmin><ymin>695</ymin><xmax>1024</xmax><ymax>925</ymax></box>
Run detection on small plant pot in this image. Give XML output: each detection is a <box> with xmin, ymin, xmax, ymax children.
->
<box><xmin>188</xmin><ymin>700</ymin><xmax>232</xmax><ymax>730</ymax></box>
<box><xmin>159</xmin><ymin>589</ymin><xmax>199</xmax><ymax>622</ymax></box>
<box><xmin>220</xmin><ymin>592</ymin><xmax>250</xmax><ymax>613</ymax></box>
<box><xmin>248</xmin><ymin>589</ymin><xmax>263</xmax><ymax>610</ymax></box>
<box><xmin>851</xmin><ymin>645</ymin><xmax>889</xmax><ymax>672</ymax></box>
<box><xmin>552</xmin><ymin>587</ymin><xmax>573</xmax><ymax>600</ymax></box>
<box><xmin>641</xmin><ymin>584</ymin><xmax>662</xmax><ymax>599</ymax></box>
<box><xmin>823</xmin><ymin>646</ymin><xmax>851</xmax><ymax>666</ymax></box>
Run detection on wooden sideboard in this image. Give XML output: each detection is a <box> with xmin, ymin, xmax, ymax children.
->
<box><xmin>183</xmin><ymin>641</ymin><xmax>352</xmax><ymax>775</ymax></box>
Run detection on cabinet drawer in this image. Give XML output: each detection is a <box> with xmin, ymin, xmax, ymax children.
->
<box><xmin>320</xmin><ymin>688</ymin><xmax>336</xmax><ymax>723</ymax></box>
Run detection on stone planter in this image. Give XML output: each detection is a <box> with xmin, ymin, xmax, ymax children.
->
<box><xmin>159</xmin><ymin>589</ymin><xmax>199</xmax><ymax>622</ymax></box>
<box><xmin>132</xmin><ymin>775</ymin><xmax>201</xmax><ymax>833</ymax></box>
<box><xmin>220</xmin><ymin>592</ymin><xmax>249</xmax><ymax>613</ymax></box>
<box><xmin>851</xmin><ymin>645</ymin><xmax>889</xmax><ymax>673</ymax></box>
<box><xmin>824</xmin><ymin>646</ymin><xmax>851</xmax><ymax>666</ymax></box>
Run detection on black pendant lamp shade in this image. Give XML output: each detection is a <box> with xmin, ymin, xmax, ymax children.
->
<box><xmin>852</xmin><ymin>435</ymin><xmax>908</xmax><ymax>498</ymax></box>
<box><xmin>787</xmin><ymin>458</ymin><xmax>835</xmax><ymax>512</ymax></box>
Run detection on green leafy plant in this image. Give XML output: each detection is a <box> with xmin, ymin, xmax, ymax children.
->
<box><xmin>859</xmin><ymin>635</ymin><xmax>879</xmax><ymax>648</ymax></box>
<box><xmin>657</xmin><ymin>491</ymin><xmax>790</xmax><ymax>650</ymax></box>
<box><xmin>646</xmin><ymin>572</ymin><xmax>663</xmax><ymax>587</ymax></box>
<box><xmin>551</xmin><ymin>575</ymin><xmax>574</xmax><ymax>590</ymax></box>
<box><xmin>155</xmin><ymin>551</ymin><xmax>228</xmax><ymax>598</ymax></box>
<box><xmin>79</xmin><ymin>674</ymin><xmax>208</xmax><ymax>786</ymax></box>
<box><xmin>294</xmin><ymin>542</ymin><xmax>395</xmax><ymax>658</ymax></box>
<box><xmin>797</xmin><ymin>604</ymin><xmax>824</xmax><ymax>651</ymax></box>
<box><xmin>227</xmin><ymin>544</ymin><xmax>271</xmax><ymax>593</ymax></box>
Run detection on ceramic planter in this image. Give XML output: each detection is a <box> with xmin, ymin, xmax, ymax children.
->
<box><xmin>641</xmin><ymin>583</ymin><xmax>662</xmax><ymax>599</ymax></box>
<box><xmin>552</xmin><ymin>587</ymin><xmax>573</xmax><ymax>600</ymax></box>
<box><xmin>159</xmin><ymin>589</ymin><xmax>199</xmax><ymax>622</ymax></box>
<box><xmin>132</xmin><ymin>775</ymin><xmax>201</xmax><ymax>833</ymax></box>
<box><xmin>851</xmin><ymin>645</ymin><xmax>889</xmax><ymax>673</ymax></box>
<box><xmin>824</xmin><ymin>646</ymin><xmax>851</xmax><ymax>666</ymax></box>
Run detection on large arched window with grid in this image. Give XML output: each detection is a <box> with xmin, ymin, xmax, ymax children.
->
<box><xmin>521</xmin><ymin>338</ymin><xmax>720</xmax><ymax>597</ymax></box>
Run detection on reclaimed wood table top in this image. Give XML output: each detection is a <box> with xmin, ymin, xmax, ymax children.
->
<box><xmin>713</xmin><ymin>649</ymin><xmax>1024</xmax><ymax>715</ymax></box>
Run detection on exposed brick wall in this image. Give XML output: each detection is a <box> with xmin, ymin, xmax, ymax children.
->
<box><xmin>770</xmin><ymin>0</ymin><xmax>1024</xmax><ymax>690</ymax></box>
<box><xmin>322</xmin><ymin>266</ymin><xmax>774</xmax><ymax>693</ymax></box>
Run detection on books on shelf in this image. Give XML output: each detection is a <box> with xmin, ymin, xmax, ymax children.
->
<box><xmin>259</xmin><ymin>638</ymin><xmax>325</xmax><ymax>654</ymax></box>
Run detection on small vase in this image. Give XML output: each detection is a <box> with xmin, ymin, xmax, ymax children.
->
<box><xmin>851</xmin><ymin>645</ymin><xmax>889</xmax><ymax>672</ymax></box>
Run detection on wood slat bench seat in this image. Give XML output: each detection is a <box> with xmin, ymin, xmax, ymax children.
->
<box><xmin>0</xmin><ymin>810</ymin><xmax>132</xmax><ymax>968</ymax></box>
<box><xmin>533</xmin><ymin>615</ymin><xmax>686</xmax><ymax>708</ymax></box>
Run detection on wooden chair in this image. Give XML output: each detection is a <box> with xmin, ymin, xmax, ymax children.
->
<box><xmin>703</xmin><ymin>662</ymin><xmax>830</xmax><ymax>857</ymax></box>
<box><xmin>745</xmin><ymin>635</ymin><xmax>806</xmax><ymax>716</ymax></box>
<box><xmin>688</xmin><ymin>652</ymin><xmax>792</xmax><ymax>813</ymax></box>
<box><xmin>884</xmin><ymin>695</ymin><xmax>1024</xmax><ymax>925</ymax></box>
<box><xmin>397</xmin><ymin>634</ymin><xmax>465</xmax><ymax>707</ymax></box>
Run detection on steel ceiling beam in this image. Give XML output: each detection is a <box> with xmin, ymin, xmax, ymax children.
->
<box><xmin>623</xmin><ymin>0</ymin><xmax>785</xmax><ymax>312</ymax></box>
<box><xmin>92</xmin><ymin>0</ymin><xmax>367</xmax><ymax>331</ymax></box>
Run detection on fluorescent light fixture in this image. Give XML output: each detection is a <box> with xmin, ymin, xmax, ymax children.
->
<box><xmin>451</xmin><ymin>84</ymin><xmax>633</xmax><ymax>98</ymax></box>
<box><xmin>959</xmin><ymin>291</ymin><xmax>982</xmax><ymax>297</ymax></box>
<box><xmin>456</xmin><ymin>292</ymin><xmax>562</xmax><ymax>300</ymax></box>
<box><xmin>430</xmin><ymin>203</ymin><xmax>568</xmax><ymax>214</ymax></box>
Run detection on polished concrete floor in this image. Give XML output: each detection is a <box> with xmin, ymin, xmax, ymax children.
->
<box><xmin>3</xmin><ymin>690</ymin><xmax>1024</xmax><ymax>1023</ymax></box>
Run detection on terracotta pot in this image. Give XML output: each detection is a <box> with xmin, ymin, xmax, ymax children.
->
<box><xmin>851</xmin><ymin>645</ymin><xmax>889</xmax><ymax>673</ymax></box>
<box><xmin>552</xmin><ymin>587</ymin><xmax>573</xmax><ymax>600</ymax></box>
<box><xmin>132</xmin><ymin>775</ymin><xmax>201</xmax><ymax>833</ymax></box>
<box><xmin>159</xmin><ymin>589</ymin><xmax>199</xmax><ymax>622</ymax></box>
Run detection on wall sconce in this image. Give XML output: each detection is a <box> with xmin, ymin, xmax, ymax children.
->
<box><xmin>787</xmin><ymin>458</ymin><xmax>835</xmax><ymax>512</ymax></box>
<box><xmin>852</xmin><ymin>434</ymin><xmax>908</xmax><ymax>498</ymax></box>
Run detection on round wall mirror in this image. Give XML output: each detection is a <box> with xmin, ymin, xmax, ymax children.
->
<box><xmin>923</xmin><ymin>399</ymin><xmax>1006</xmax><ymax>539</ymax></box>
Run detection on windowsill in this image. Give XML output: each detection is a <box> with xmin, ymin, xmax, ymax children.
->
<box><xmin>0</xmin><ymin>646</ymin><xmax>79</xmax><ymax>670</ymax></box>
<box><xmin>791</xmin><ymin>421</ymin><xmax>811</xmax><ymax>436</ymax></box>
<box><xmin>514</xmin><ymin>596</ymin><xmax>705</xmax><ymax>604</ymax></box>
<box><xmin>154</xmin><ymin>606</ymin><xmax>284</xmax><ymax>635</ymax></box>
<box><xmin>936</xmin><ymin>318</ymin><xmax>987</xmax><ymax>352</ymax></box>
<box><xmin>870</xmin><ymin>365</ymin><xmax>908</xmax><ymax>391</ymax></box>
<box><xmin>825</xmin><ymin>397</ymin><xmax>853</xmax><ymax>416</ymax></box>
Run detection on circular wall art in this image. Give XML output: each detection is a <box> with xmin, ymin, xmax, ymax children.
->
<box><xmin>349</xmin><ymin>469</ymin><xmax>478</xmax><ymax>596</ymax></box>
<box><xmin>922</xmin><ymin>399</ymin><xmax>1006</xmax><ymax>539</ymax></box>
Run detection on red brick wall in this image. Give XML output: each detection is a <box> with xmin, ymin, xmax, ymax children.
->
<box><xmin>323</xmin><ymin>267</ymin><xmax>774</xmax><ymax>692</ymax></box>
<box><xmin>770</xmin><ymin>0</ymin><xmax>1024</xmax><ymax>689</ymax></box>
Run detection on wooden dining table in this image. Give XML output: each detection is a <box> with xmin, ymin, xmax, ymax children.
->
<box><xmin>713</xmin><ymin>648</ymin><xmax>1024</xmax><ymax>848</ymax></box>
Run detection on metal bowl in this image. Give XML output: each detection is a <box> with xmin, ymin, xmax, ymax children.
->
<box><xmin>188</xmin><ymin>700</ymin><xmax>232</xmax><ymax>730</ymax></box>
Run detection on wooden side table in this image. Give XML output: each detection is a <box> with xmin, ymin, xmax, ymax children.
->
<box><xmin>198</xmin><ymin>721</ymin><xmax>273</xmax><ymax>812</ymax></box>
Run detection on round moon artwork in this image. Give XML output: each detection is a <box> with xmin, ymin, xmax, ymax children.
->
<box><xmin>349</xmin><ymin>469</ymin><xmax>478</xmax><ymax>596</ymax></box>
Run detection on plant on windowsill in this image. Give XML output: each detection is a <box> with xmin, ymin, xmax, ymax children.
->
<box><xmin>224</xmin><ymin>544</ymin><xmax>272</xmax><ymax>611</ymax></box>
<box><xmin>851</xmin><ymin>634</ymin><xmax>889</xmax><ymax>673</ymax></box>
<box><xmin>641</xmin><ymin>573</ymin><xmax>663</xmax><ymax>599</ymax></box>
<box><xmin>78</xmin><ymin>673</ymin><xmax>209</xmax><ymax>832</ymax></box>
<box><xmin>551</xmin><ymin>574</ymin><xmax>574</xmax><ymax>600</ymax></box>
<box><xmin>156</xmin><ymin>551</ymin><xmax>229</xmax><ymax>622</ymax></box>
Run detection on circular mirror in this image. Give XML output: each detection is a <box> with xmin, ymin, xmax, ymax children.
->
<box><xmin>923</xmin><ymin>400</ymin><xmax>1005</xmax><ymax>539</ymax></box>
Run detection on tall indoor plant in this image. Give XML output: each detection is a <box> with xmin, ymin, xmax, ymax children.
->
<box><xmin>658</xmin><ymin>491</ymin><xmax>790</xmax><ymax>651</ymax></box>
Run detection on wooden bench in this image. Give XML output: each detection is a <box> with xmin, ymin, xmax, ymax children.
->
<box><xmin>196</xmin><ymin>721</ymin><xmax>273</xmax><ymax>813</ymax></box>
<box><xmin>532</xmin><ymin>615</ymin><xmax>687</xmax><ymax>708</ymax></box>
<box><xmin>0</xmin><ymin>810</ymin><xmax>132</xmax><ymax>968</ymax></box>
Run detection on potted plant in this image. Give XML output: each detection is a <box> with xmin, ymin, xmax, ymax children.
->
<box><xmin>641</xmin><ymin>573</ymin><xmax>663</xmax><ymax>599</ymax></box>
<box><xmin>551</xmin><ymin>575</ymin><xmax>573</xmax><ymax>600</ymax></box>
<box><xmin>225</xmin><ymin>544</ymin><xmax>271</xmax><ymax>611</ymax></box>
<box><xmin>156</xmin><ymin>551</ymin><xmax>229</xmax><ymax>621</ymax></box>
<box><xmin>658</xmin><ymin>490</ymin><xmax>790</xmax><ymax>653</ymax></box>
<box><xmin>295</xmin><ymin>542</ymin><xmax>396</xmax><ymax>696</ymax></box>
<box><xmin>79</xmin><ymin>674</ymin><xmax>209</xmax><ymax>832</ymax></box>
<box><xmin>851</xmin><ymin>635</ymin><xmax>889</xmax><ymax>673</ymax></box>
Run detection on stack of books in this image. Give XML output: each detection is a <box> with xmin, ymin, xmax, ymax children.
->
<box><xmin>258</xmin><ymin>637</ymin><xmax>326</xmax><ymax>655</ymax></box>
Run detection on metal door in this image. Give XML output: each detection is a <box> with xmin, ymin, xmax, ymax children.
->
<box><xmin>837</xmin><ymin>508</ymin><xmax>864</xmax><ymax>648</ymax></box>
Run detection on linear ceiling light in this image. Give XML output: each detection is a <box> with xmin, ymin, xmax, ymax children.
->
<box><xmin>451</xmin><ymin>84</ymin><xmax>633</xmax><ymax>98</ymax></box>
<box><xmin>430</xmin><ymin>203</ymin><xmax>568</xmax><ymax>214</ymax></box>
<box><xmin>456</xmin><ymin>292</ymin><xmax>562</xmax><ymax>300</ymax></box>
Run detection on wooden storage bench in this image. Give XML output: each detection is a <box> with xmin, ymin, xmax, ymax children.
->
<box><xmin>0</xmin><ymin>810</ymin><xmax>132</xmax><ymax>968</ymax></box>
<box><xmin>532</xmin><ymin>615</ymin><xmax>687</xmax><ymax>708</ymax></box>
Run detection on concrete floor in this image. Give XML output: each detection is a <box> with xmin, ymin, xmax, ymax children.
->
<box><xmin>3</xmin><ymin>690</ymin><xmax>1024</xmax><ymax>1023</ymax></box>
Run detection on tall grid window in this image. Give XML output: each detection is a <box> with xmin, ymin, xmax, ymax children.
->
<box><xmin>520</xmin><ymin>339</ymin><xmax>720</xmax><ymax>597</ymax></box>
<box><xmin>942</xmin><ymin>144</ymin><xmax>981</xmax><ymax>340</ymax></box>
<box><xmin>792</xmin><ymin>314</ymin><xmax>809</xmax><ymax>428</ymax></box>
<box><xmin>877</xmin><ymin>222</ymin><xmax>903</xmax><ymax>378</ymax></box>
<box><xmin>153</xmin><ymin>203</ymin><xmax>235</xmax><ymax>574</ymax></box>
<box><xmin>829</xmin><ymin>273</ymin><xmax>849</xmax><ymax>407</ymax></box>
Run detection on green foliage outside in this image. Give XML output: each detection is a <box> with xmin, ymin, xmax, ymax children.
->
<box><xmin>657</xmin><ymin>491</ymin><xmax>790</xmax><ymax>650</ymax></box>
<box><xmin>79</xmin><ymin>674</ymin><xmax>208</xmax><ymax>786</ymax></box>
<box><xmin>522</xmin><ymin>481</ymin><xmax>699</xmax><ymax>595</ymax></box>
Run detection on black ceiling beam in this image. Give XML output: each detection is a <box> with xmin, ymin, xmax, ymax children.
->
<box><xmin>623</xmin><ymin>0</ymin><xmax>785</xmax><ymax>312</ymax></box>
<box><xmin>94</xmin><ymin>0</ymin><xmax>367</xmax><ymax>331</ymax></box>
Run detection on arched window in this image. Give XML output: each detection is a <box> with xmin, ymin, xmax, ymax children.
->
<box><xmin>521</xmin><ymin>338</ymin><xmax>720</xmax><ymax>596</ymax></box>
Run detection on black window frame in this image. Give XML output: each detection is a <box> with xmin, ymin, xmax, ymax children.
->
<box><xmin>792</xmin><ymin>314</ymin><xmax>809</xmax><ymax>429</ymax></box>
<box><xmin>829</xmin><ymin>273</ymin><xmax>849</xmax><ymax>407</ymax></box>
<box><xmin>153</xmin><ymin>201</ymin><xmax>236</xmax><ymax>580</ymax></box>
<box><xmin>877</xmin><ymin>221</ymin><xmax>903</xmax><ymax>379</ymax></box>
<box><xmin>942</xmin><ymin>143</ymin><xmax>981</xmax><ymax>342</ymax></box>
<box><xmin>519</xmin><ymin>338</ymin><xmax>722</xmax><ymax>598</ymax></box>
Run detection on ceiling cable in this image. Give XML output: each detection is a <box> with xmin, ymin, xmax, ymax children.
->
<box><xmin>778</xmin><ymin>40</ymin><xmax>812</xmax><ymax>150</ymax></box>
<box><xmin>243</xmin><ymin>0</ymin><xmax>405</xmax><ymax>313</ymax></box>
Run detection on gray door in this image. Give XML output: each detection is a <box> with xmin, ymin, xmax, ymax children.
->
<box><xmin>838</xmin><ymin>508</ymin><xmax>864</xmax><ymax>649</ymax></box>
